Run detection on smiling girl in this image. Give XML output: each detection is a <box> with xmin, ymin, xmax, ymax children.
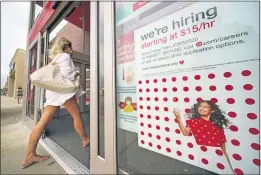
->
<box><xmin>173</xmin><ymin>100</ymin><xmax>235</xmax><ymax>174</ymax></box>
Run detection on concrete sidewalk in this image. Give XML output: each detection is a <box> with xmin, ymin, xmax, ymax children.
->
<box><xmin>1</xmin><ymin>96</ymin><xmax>66</xmax><ymax>174</ymax></box>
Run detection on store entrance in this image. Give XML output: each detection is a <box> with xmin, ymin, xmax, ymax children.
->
<box><xmin>45</xmin><ymin>53</ymin><xmax>91</xmax><ymax>168</ymax></box>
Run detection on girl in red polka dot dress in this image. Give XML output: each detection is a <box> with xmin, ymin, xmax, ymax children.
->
<box><xmin>173</xmin><ymin>100</ymin><xmax>235</xmax><ymax>174</ymax></box>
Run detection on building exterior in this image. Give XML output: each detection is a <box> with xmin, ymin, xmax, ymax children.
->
<box><xmin>7</xmin><ymin>49</ymin><xmax>26</xmax><ymax>98</ymax></box>
<box><xmin>22</xmin><ymin>1</ymin><xmax>260</xmax><ymax>175</ymax></box>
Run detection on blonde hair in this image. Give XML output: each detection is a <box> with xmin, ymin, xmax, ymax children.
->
<box><xmin>49</xmin><ymin>37</ymin><xmax>72</xmax><ymax>59</ymax></box>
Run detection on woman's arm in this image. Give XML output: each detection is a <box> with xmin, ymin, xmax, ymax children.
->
<box><xmin>173</xmin><ymin>109</ymin><xmax>191</xmax><ymax>136</ymax></box>
<box><xmin>221</xmin><ymin>143</ymin><xmax>235</xmax><ymax>175</ymax></box>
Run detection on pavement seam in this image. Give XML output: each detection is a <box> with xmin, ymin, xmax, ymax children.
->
<box><xmin>1</xmin><ymin>136</ymin><xmax>28</xmax><ymax>145</ymax></box>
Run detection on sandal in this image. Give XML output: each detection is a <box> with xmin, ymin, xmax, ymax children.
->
<box><xmin>21</xmin><ymin>155</ymin><xmax>50</xmax><ymax>169</ymax></box>
<box><xmin>82</xmin><ymin>137</ymin><xmax>90</xmax><ymax>147</ymax></box>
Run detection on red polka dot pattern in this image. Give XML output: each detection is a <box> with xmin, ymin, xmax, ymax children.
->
<box><xmin>201</xmin><ymin>158</ymin><xmax>208</xmax><ymax>165</ymax></box>
<box><xmin>251</xmin><ymin>143</ymin><xmax>260</xmax><ymax>150</ymax></box>
<box><xmin>137</xmin><ymin>68</ymin><xmax>258</xmax><ymax>174</ymax></box>
<box><xmin>233</xmin><ymin>154</ymin><xmax>242</xmax><ymax>161</ymax></box>
<box><xmin>217</xmin><ymin>163</ymin><xmax>225</xmax><ymax>170</ymax></box>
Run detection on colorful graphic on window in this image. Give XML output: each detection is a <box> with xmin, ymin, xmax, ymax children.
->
<box><xmin>135</xmin><ymin>2</ymin><xmax>259</xmax><ymax>175</ymax></box>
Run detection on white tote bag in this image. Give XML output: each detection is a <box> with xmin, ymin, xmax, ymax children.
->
<box><xmin>30</xmin><ymin>55</ymin><xmax>80</xmax><ymax>94</ymax></box>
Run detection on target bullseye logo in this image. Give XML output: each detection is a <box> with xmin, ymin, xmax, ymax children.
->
<box><xmin>196</xmin><ymin>41</ymin><xmax>203</xmax><ymax>47</ymax></box>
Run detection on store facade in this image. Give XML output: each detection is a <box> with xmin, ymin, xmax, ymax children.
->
<box><xmin>22</xmin><ymin>1</ymin><xmax>260</xmax><ymax>174</ymax></box>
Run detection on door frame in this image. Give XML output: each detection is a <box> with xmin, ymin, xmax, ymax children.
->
<box><xmin>90</xmin><ymin>2</ymin><xmax>117</xmax><ymax>174</ymax></box>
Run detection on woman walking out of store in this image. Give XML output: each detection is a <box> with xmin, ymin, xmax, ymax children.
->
<box><xmin>21</xmin><ymin>37</ymin><xmax>90</xmax><ymax>169</ymax></box>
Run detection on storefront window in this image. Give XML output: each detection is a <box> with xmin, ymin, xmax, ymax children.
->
<box><xmin>115</xmin><ymin>1</ymin><xmax>259</xmax><ymax>175</ymax></box>
<box><xmin>26</xmin><ymin>45</ymin><xmax>38</xmax><ymax>119</ymax></box>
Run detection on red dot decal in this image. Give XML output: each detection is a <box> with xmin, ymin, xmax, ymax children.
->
<box><xmin>187</xmin><ymin>142</ymin><xmax>193</xmax><ymax>148</ymax></box>
<box><xmin>153</xmin><ymin>79</ymin><xmax>158</xmax><ymax>83</ymax></box>
<box><xmin>185</xmin><ymin>108</ymin><xmax>191</xmax><ymax>113</ymax></box>
<box><xmin>146</xmin><ymin>88</ymin><xmax>150</xmax><ymax>92</ymax></box>
<box><xmin>163</xmin><ymin>88</ymin><xmax>168</xmax><ymax>92</ymax></box>
<box><xmin>230</xmin><ymin>125</ymin><xmax>238</xmax><ymax>132</ymax></box>
<box><xmin>201</xmin><ymin>158</ymin><xmax>208</xmax><ymax>164</ymax></box>
<box><xmin>157</xmin><ymin>145</ymin><xmax>161</xmax><ymax>150</ymax></box>
<box><xmin>201</xmin><ymin>146</ymin><xmax>207</xmax><ymax>152</ymax></box>
<box><xmin>183</xmin><ymin>87</ymin><xmax>189</xmax><ymax>92</ymax></box>
<box><xmin>156</xmin><ymin>135</ymin><xmax>161</xmax><ymax>140</ymax></box>
<box><xmin>141</xmin><ymin>140</ymin><xmax>145</xmax><ymax>144</ymax></box>
<box><xmin>224</xmin><ymin>72</ymin><xmax>232</xmax><ymax>78</ymax></box>
<box><xmin>215</xmin><ymin>149</ymin><xmax>223</xmax><ymax>156</ymax></box>
<box><xmin>231</xmin><ymin>139</ymin><xmax>240</xmax><ymax>146</ymax></box>
<box><xmin>147</xmin><ymin>106</ymin><xmax>151</xmax><ymax>110</ymax></box>
<box><xmin>162</xmin><ymin>78</ymin><xmax>167</xmax><ymax>82</ymax></box>
<box><xmin>166</xmin><ymin>137</ymin><xmax>171</xmax><ymax>142</ymax></box>
<box><xmin>174</xmin><ymin>118</ymin><xmax>178</xmax><ymax>123</ymax></box>
<box><xmin>249</xmin><ymin>128</ymin><xmax>259</xmax><ymax>135</ymax></box>
<box><xmin>194</xmin><ymin>75</ymin><xmax>201</xmax><ymax>80</ymax></box>
<box><xmin>197</xmin><ymin>98</ymin><xmax>203</xmax><ymax>102</ymax></box>
<box><xmin>147</xmin><ymin>115</ymin><xmax>151</xmax><ymax>119</ymax></box>
<box><xmin>155</xmin><ymin>116</ymin><xmax>160</xmax><ymax>120</ymax></box>
<box><xmin>138</xmin><ymin>81</ymin><xmax>142</xmax><ymax>84</ymax></box>
<box><xmin>209</xmin><ymin>85</ymin><xmax>216</xmax><ymax>91</ymax></box>
<box><xmin>154</xmin><ymin>88</ymin><xmax>158</xmax><ymax>92</ymax></box>
<box><xmin>149</xmin><ymin>142</ymin><xmax>153</xmax><ymax>147</ymax></box>
<box><xmin>184</xmin><ymin>97</ymin><xmax>190</xmax><ymax>102</ymax></box>
<box><xmin>234</xmin><ymin>168</ymin><xmax>243</xmax><ymax>175</ymax></box>
<box><xmin>141</xmin><ymin>131</ymin><xmax>144</xmax><ymax>135</ymax></box>
<box><xmin>172</xmin><ymin>87</ymin><xmax>178</xmax><ymax>92</ymax></box>
<box><xmin>242</xmin><ymin>70</ymin><xmax>251</xmax><ymax>76</ymax></box>
<box><xmin>146</xmin><ymin>80</ymin><xmax>149</xmax><ymax>84</ymax></box>
<box><xmin>140</xmin><ymin>114</ymin><xmax>143</xmax><ymax>118</ymax></box>
<box><xmin>148</xmin><ymin>124</ymin><xmax>152</xmax><ymax>128</ymax></box>
<box><xmin>163</xmin><ymin>97</ymin><xmax>168</xmax><ymax>102</ymax></box>
<box><xmin>175</xmin><ymin>129</ymin><xmax>181</xmax><ymax>134</ymax></box>
<box><xmin>188</xmin><ymin>154</ymin><xmax>194</xmax><ymax>160</ymax></box>
<box><xmin>217</xmin><ymin>163</ymin><xmax>225</xmax><ymax>170</ymax></box>
<box><xmin>176</xmin><ymin>140</ymin><xmax>181</xmax><ymax>145</ymax></box>
<box><xmin>164</xmin><ymin>117</ymin><xmax>169</xmax><ymax>122</ymax></box>
<box><xmin>244</xmin><ymin>84</ymin><xmax>253</xmax><ymax>90</ymax></box>
<box><xmin>245</xmin><ymin>98</ymin><xmax>255</xmax><ymax>105</ymax></box>
<box><xmin>156</xmin><ymin>125</ymin><xmax>160</xmax><ymax>130</ymax></box>
<box><xmin>195</xmin><ymin>86</ymin><xmax>202</xmax><ymax>91</ymax></box>
<box><xmin>172</xmin><ymin>77</ymin><xmax>177</xmax><ymax>82</ymax></box>
<box><xmin>210</xmin><ymin>98</ymin><xmax>218</xmax><ymax>104</ymax></box>
<box><xmin>147</xmin><ymin>97</ymin><xmax>150</xmax><ymax>101</ymax></box>
<box><xmin>140</xmin><ymin>122</ymin><xmax>144</xmax><ymax>126</ymax></box>
<box><xmin>208</xmin><ymin>73</ymin><xmax>215</xmax><ymax>79</ymax></box>
<box><xmin>176</xmin><ymin>151</ymin><xmax>182</xmax><ymax>156</ymax></box>
<box><xmin>155</xmin><ymin>97</ymin><xmax>159</xmax><ymax>101</ymax></box>
<box><xmin>182</xmin><ymin>76</ymin><xmax>188</xmax><ymax>81</ymax></box>
<box><xmin>225</xmin><ymin>85</ymin><xmax>234</xmax><ymax>91</ymax></box>
<box><xmin>164</xmin><ymin>107</ymin><xmax>169</xmax><ymax>112</ymax></box>
<box><xmin>228</xmin><ymin>111</ymin><xmax>237</xmax><ymax>118</ymax></box>
<box><xmin>251</xmin><ymin>143</ymin><xmax>260</xmax><ymax>150</ymax></box>
<box><xmin>227</xmin><ymin>98</ymin><xmax>235</xmax><ymax>104</ymax></box>
<box><xmin>166</xmin><ymin>148</ymin><xmax>171</xmax><ymax>153</ymax></box>
<box><xmin>155</xmin><ymin>106</ymin><xmax>159</xmax><ymax>111</ymax></box>
<box><xmin>139</xmin><ymin>89</ymin><xmax>142</xmax><ymax>92</ymax></box>
<box><xmin>247</xmin><ymin>113</ymin><xmax>257</xmax><ymax>120</ymax></box>
<box><xmin>139</xmin><ymin>97</ymin><xmax>143</xmax><ymax>101</ymax></box>
<box><xmin>173</xmin><ymin>97</ymin><xmax>178</xmax><ymax>102</ymax></box>
<box><xmin>165</xmin><ymin>127</ymin><xmax>170</xmax><ymax>132</ymax></box>
<box><xmin>148</xmin><ymin>133</ymin><xmax>152</xmax><ymax>137</ymax></box>
<box><xmin>253</xmin><ymin>159</ymin><xmax>261</xmax><ymax>166</ymax></box>
<box><xmin>233</xmin><ymin>154</ymin><xmax>242</xmax><ymax>161</ymax></box>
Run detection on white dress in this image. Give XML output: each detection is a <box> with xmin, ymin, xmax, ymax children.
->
<box><xmin>44</xmin><ymin>53</ymin><xmax>78</xmax><ymax>107</ymax></box>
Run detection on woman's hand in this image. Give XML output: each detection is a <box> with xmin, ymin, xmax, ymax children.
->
<box><xmin>173</xmin><ymin>108</ymin><xmax>181</xmax><ymax>121</ymax></box>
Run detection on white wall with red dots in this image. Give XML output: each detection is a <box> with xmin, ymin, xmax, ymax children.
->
<box><xmin>134</xmin><ymin>2</ymin><xmax>259</xmax><ymax>175</ymax></box>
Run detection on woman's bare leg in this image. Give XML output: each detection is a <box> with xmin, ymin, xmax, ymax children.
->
<box><xmin>63</xmin><ymin>97</ymin><xmax>89</xmax><ymax>146</ymax></box>
<box><xmin>22</xmin><ymin>105</ymin><xmax>57</xmax><ymax>165</ymax></box>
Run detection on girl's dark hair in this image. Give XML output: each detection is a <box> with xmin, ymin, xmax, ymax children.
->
<box><xmin>188</xmin><ymin>100</ymin><xmax>230</xmax><ymax>129</ymax></box>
